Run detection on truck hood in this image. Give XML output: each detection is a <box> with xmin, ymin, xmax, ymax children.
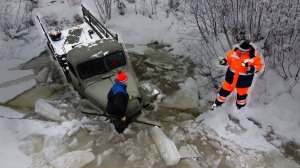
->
<box><xmin>84</xmin><ymin>72</ymin><xmax>141</xmax><ymax>111</ymax></box>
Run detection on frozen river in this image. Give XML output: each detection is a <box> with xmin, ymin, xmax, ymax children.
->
<box><xmin>1</xmin><ymin>43</ymin><xmax>299</xmax><ymax>168</ymax></box>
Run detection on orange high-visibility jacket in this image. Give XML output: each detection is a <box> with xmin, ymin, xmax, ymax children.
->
<box><xmin>224</xmin><ymin>46</ymin><xmax>264</xmax><ymax>88</ymax></box>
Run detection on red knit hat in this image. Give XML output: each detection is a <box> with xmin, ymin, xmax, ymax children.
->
<box><xmin>116</xmin><ymin>71</ymin><xmax>128</xmax><ymax>82</ymax></box>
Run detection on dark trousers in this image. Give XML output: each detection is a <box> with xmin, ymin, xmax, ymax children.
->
<box><xmin>110</xmin><ymin>118</ymin><xmax>129</xmax><ymax>133</ymax></box>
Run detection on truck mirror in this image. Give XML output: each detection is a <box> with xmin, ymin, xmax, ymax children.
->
<box><xmin>115</xmin><ymin>34</ymin><xmax>119</xmax><ymax>41</ymax></box>
<box><xmin>139</xmin><ymin>83</ymin><xmax>160</xmax><ymax>105</ymax></box>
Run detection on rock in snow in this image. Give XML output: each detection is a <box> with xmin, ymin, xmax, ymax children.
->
<box><xmin>50</xmin><ymin>150</ymin><xmax>95</xmax><ymax>168</ymax></box>
<box><xmin>150</xmin><ymin>126</ymin><xmax>180</xmax><ymax>166</ymax></box>
<box><xmin>35</xmin><ymin>99</ymin><xmax>61</xmax><ymax>122</ymax></box>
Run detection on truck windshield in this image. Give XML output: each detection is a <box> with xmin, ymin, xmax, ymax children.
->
<box><xmin>77</xmin><ymin>51</ymin><xmax>126</xmax><ymax>79</ymax></box>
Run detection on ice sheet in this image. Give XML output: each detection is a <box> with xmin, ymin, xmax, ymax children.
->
<box><xmin>35</xmin><ymin>99</ymin><xmax>62</xmax><ymax>122</ymax></box>
<box><xmin>150</xmin><ymin>126</ymin><xmax>180</xmax><ymax>166</ymax></box>
<box><xmin>50</xmin><ymin>150</ymin><xmax>95</xmax><ymax>168</ymax></box>
<box><xmin>0</xmin><ymin>61</ymin><xmax>36</xmax><ymax>103</ymax></box>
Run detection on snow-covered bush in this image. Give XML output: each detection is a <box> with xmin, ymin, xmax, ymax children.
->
<box><xmin>175</xmin><ymin>0</ymin><xmax>300</xmax><ymax>91</ymax></box>
<box><xmin>68</xmin><ymin>0</ymin><xmax>81</xmax><ymax>6</ymax></box>
<box><xmin>178</xmin><ymin>0</ymin><xmax>270</xmax><ymax>46</ymax></box>
<box><xmin>93</xmin><ymin>0</ymin><xmax>113</xmax><ymax>23</ymax></box>
<box><xmin>134</xmin><ymin>0</ymin><xmax>159</xmax><ymax>19</ymax></box>
<box><xmin>175</xmin><ymin>0</ymin><xmax>231</xmax><ymax>88</ymax></box>
<box><xmin>166</xmin><ymin>0</ymin><xmax>180</xmax><ymax>18</ymax></box>
<box><xmin>263</xmin><ymin>1</ymin><xmax>300</xmax><ymax>92</ymax></box>
<box><xmin>168</xmin><ymin>0</ymin><xmax>179</xmax><ymax>11</ymax></box>
<box><xmin>0</xmin><ymin>0</ymin><xmax>34</xmax><ymax>39</ymax></box>
<box><xmin>116</xmin><ymin>0</ymin><xmax>126</xmax><ymax>16</ymax></box>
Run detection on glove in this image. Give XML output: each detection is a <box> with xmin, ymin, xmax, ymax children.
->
<box><xmin>246</xmin><ymin>65</ymin><xmax>255</xmax><ymax>73</ymax></box>
<box><xmin>243</xmin><ymin>62</ymin><xmax>255</xmax><ymax>73</ymax></box>
<box><xmin>219</xmin><ymin>58</ymin><xmax>227</xmax><ymax>66</ymax></box>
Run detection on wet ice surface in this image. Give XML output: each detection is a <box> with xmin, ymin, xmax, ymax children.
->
<box><xmin>0</xmin><ymin>60</ymin><xmax>36</xmax><ymax>103</ymax></box>
<box><xmin>1</xmin><ymin>44</ymin><xmax>299</xmax><ymax>168</ymax></box>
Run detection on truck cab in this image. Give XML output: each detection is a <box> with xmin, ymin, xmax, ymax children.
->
<box><xmin>67</xmin><ymin>39</ymin><xmax>142</xmax><ymax>115</ymax></box>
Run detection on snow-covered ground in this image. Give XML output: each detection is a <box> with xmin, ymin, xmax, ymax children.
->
<box><xmin>0</xmin><ymin>0</ymin><xmax>300</xmax><ymax>167</ymax></box>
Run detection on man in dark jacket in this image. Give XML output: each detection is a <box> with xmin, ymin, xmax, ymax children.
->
<box><xmin>106</xmin><ymin>71</ymin><xmax>129</xmax><ymax>133</ymax></box>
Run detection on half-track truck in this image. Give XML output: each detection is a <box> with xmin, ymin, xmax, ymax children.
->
<box><xmin>37</xmin><ymin>5</ymin><xmax>154</xmax><ymax>117</ymax></box>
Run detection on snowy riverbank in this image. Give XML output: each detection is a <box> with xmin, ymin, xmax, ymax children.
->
<box><xmin>0</xmin><ymin>0</ymin><xmax>299</xmax><ymax>167</ymax></box>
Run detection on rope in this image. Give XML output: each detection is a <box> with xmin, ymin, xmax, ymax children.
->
<box><xmin>81</xmin><ymin>111</ymin><xmax>161</xmax><ymax>128</ymax></box>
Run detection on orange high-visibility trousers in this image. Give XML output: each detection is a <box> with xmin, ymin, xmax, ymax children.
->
<box><xmin>216</xmin><ymin>81</ymin><xmax>249</xmax><ymax>108</ymax></box>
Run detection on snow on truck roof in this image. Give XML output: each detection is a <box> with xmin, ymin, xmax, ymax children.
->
<box><xmin>67</xmin><ymin>38</ymin><xmax>123</xmax><ymax>66</ymax></box>
<box><xmin>50</xmin><ymin>22</ymin><xmax>113</xmax><ymax>55</ymax></box>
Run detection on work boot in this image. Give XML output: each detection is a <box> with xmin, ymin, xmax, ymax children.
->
<box><xmin>211</xmin><ymin>103</ymin><xmax>217</xmax><ymax>110</ymax></box>
<box><xmin>236</xmin><ymin>103</ymin><xmax>245</xmax><ymax>110</ymax></box>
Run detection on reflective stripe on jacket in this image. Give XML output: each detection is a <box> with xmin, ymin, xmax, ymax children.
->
<box><xmin>224</xmin><ymin>46</ymin><xmax>264</xmax><ymax>88</ymax></box>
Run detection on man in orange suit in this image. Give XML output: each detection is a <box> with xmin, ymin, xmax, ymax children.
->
<box><xmin>212</xmin><ymin>40</ymin><xmax>264</xmax><ymax>110</ymax></box>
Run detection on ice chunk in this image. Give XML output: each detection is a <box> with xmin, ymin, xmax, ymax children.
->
<box><xmin>0</xmin><ymin>106</ymin><xmax>24</xmax><ymax>118</ymax></box>
<box><xmin>36</xmin><ymin>67</ymin><xmax>50</xmax><ymax>83</ymax></box>
<box><xmin>150</xmin><ymin>126</ymin><xmax>180</xmax><ymax>166</ymax></box>
<box><xmin>35</xmin><ymin>99</ymin><xmax>61</xmax><ymax>122</ymax></box>
<box><xmin>179</xmin><ymin>144</ymin><xmax>200</xmax><ymax>158</ymax></box>
<box><xmin>18</xmin><ymin>134</ymin><xmax>44</xmax><ymax>156</ymax></box>
<box><xmin>0</xmin><ymin>73</ymin><xmax>36</xmax><ymax>103</ymax></box>
<box><xmin>126</xmin><ymin>45</ymin><xmax>149</xmax><ymax>55</ymax></box>
<box><xmin>84</xmin><ymin>125</ymin><xmax>100</xmax><ymax>132</ymax></box>
<box><xmin>97</xmin><ymin>154</ymin><xmax>102</xmax><ymax>166</ymax></box>
<box><xmin>68</xmin><ymin>138</ymin><xmax>79</xmax><ymax>148</ymax></box>
<box><xmin>177</xmin><ymin>158</ymin><xmax>201</xmax><ymax>168</ymax></box>
<box><xmin>103</xmin><ymin>148</ymin><xmax>115</xmax><ymax>157</ymax></box>
<box><xmin>0</xmin><ymin>60</ymin><xmax>36</xmax><ymax>103</ymax></box>
<box><xmin>127</xmin><ymin>154</ymin><xmax>138</xmax><ymax>162</ymax></box>
<box><xmin>43</xmin><ymin>135</ymin><xmax>68</xmax><ymax>162</ymax></box>
<box><xmin>67</xmin><ymin>125</ymin><xmax>81</xmax><ymax>136</ymax></box>
<box><xmin>161</xmin><ymin>77</ymin><xmax>198</xmax><ymax>110</ymax></box>
<box><xmin>61</xmin><ymin>120</ymin><xmax>82</xmax><ymax>136</ymax></box>
<box><xmin>80</xmin><ymin>140</ymin><xmax>94</xmax><ymax>150</ymax></box>
<box><xmin>50</xmin><ymin>150</ymin><xmax>95</xmax><ymax>168</ymax></box>
<box><xmin>123</xmin><ymin>128</ymin><xmax>136</xmax><ymax>136</ymax></box>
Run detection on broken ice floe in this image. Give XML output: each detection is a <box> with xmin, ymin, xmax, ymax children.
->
<box><xmin>150</xmin><ymin>126</ymin><xmax>180</xmax><ymax>166</ymax></box>
<box><xmin>161</xmin><ymin>77</ymin><xmax>198</xmax><ymax>110</ymax></box>
<box><xmin>0</xmin><ymin>70</ymin><xmax>36</xmax><ymax>103</ymax></box>
<box><xmin>35</xmin><ymin>99</ymin><xmax>62</xmax><ymax>122</ymax></box>
<box><xmin>50</xmin><ymin>149</ymin><xmax>95</xmax><ymax>168</ymax></box>
<box><xmin>103</xmin><ymin>148</ymin><xmax>115</xmax><ymax>157</ymax></box>
<box><xmin>68</xmin><ymin>138</ymin><xmax>79</xmax><ymax>149</ymax></box>
<box><xmin>35</xmin><ymin>67</ymin><xmax>50</xmax><ymax>83</ymax></box>
<box><xmin>97</xmin><ymin>154</ymin><xmax>103</xmax><ymax>166</ymax></box>
<box><xmin>60</xmin><ymin>120</ymin><xmax>82</xmax><ymax>136</ymax></box>
<box><xmin>179</xmin><ymin>144</ymin><xmax>201</xmax><ymax>159</ymax></box>
<box><xmin>0</xmin><ymin>106</ymin><xmax>24</xmax><ymax>118</ymax></box>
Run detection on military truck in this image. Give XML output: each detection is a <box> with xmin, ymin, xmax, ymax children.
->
<box><xmin>37</xmin><ymin>5</ymin><xmax>156</xmax><ymax>117</ymax></box>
